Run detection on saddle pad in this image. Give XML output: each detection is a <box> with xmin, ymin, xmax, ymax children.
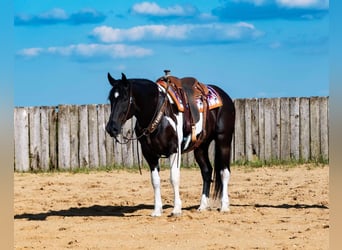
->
<box><xmin>156</xmin><ymin>80</ymin><xmax>223</xmax><ymax>112</ymax></box>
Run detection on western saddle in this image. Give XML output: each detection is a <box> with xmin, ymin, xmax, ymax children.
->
<box><xmin>156</xmin><ymin>70</ymin><xmax>210</xmax><ymax>147</ymax></box>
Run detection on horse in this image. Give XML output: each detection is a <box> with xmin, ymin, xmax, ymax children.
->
<box><xmin>105</xmin><ymin>71</ymin><xmax>235</xmax><ymax>217</ymax></box>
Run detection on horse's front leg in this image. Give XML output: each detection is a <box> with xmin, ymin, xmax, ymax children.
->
<box><xmin>170</xmin><ymin>151</ymin><xmax>182</xmax><ymax>216</ymax></box>
<box><xmin>150</xmin><ymin>167</ymin><xmax>163</xmax><ymax>217</ymax></box>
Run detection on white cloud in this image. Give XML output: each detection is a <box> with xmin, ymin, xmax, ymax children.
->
<box><xmin>92</xmin><ymin>23</ymin><xmax>263</xmax><ymax>43</ymax></box>
<box><xmin>17</xmin><ymin>44</ymin><xmax>152</xmax><ymax>59</ymax></box>
<box><xmin>92</xmin><ymin>25</ymin><xmax>188</xmax><ymax>42</ymax></box>
<box><xmin>17</xmin><ymin>48</ymin><xmax>43</xmax><ymax>57</ymax></box>
<box><xmin>37</xmin><ymin>8</ymin><xmax>68</xmax><ymax>20</ymax></box>
<box><xmin>276</xmin><ymin>0</ymin><xmax>329</xmax><ymax>8</ymax></box>
<box><xmin>131</xmin><ymin>2</ymin><xmax>196</xmax><ymax>16</ymax></box>
<box><xmin>231</xmin><ymin>0</ymin><xmax>270</xmax><ymax>6</ymax></box>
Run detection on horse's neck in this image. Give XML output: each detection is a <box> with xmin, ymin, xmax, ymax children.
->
<box><xmin>132</xmin><ymin>82</ymin><xmax>159</xmax><ymax>128</ymax></box>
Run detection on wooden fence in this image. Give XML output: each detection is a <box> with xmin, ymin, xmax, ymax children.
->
<box><xmin>14</xmin><ymin>97</ymin><xmax>329</xmax><ymax>171</ymax></box>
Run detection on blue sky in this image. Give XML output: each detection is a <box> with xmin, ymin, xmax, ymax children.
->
<box><xmin>13</xmin><ymin>0</ymin><xmax>329</xmax><ymax>107</ymax></box>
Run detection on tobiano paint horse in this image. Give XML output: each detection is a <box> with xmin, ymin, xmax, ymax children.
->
<box><xmin>106</xmin><ymin>71</ymin><xmax>235</xmax><ymax>216</ymax></box>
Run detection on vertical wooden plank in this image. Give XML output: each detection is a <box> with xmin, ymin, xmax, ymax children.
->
<box><xmin>245</xmin><ymin>99</ymin><xmax>253</xmax><ymax>161</ymax></box>
<box><xmin>250</xmin><ymin>98</ymin><xmax>259</xmax><ymax>161</ymax></box>
<box><xmin>40</xmin><ymin>107</ymin><xmax>50</xmax><ymax>170</ymax></box>
<box><xmin>29</xmin><ymin>107</ymin><xmax>41</xmax><ymax>170</ymax></box>
<box><xmin>88</xmin><ymin>104</ymin><xmax>99</xmax><ymax>168</ymax></box>
<box><xmin>290</xmin><ymin>98</ymin><xmax>300</xmax><ymax>160</ymax></box>
<box><xmin>280</xmin><ymin>98</ymin><xmax>290</xmax><ymax>161</ymax></box>
<box><xmin>14</xmin><ymin>107</ymin><xmax>30</xmax><ymax>171</ymax></box>
<box><xmin>258</xmin><ymin>99</ymin><xmax>265</xmax><ymax>161</ymax></box>
<box><xmin>104</xmin><ymin>104</ymin><xmax>114</xmax><ymax>166</ymax></box>
<box><xmin>79</xmin><ymin>105</ymin><xmax>89</xmax><ymax>168</ymax></box>
<box><xmin>263</xmin><ymin>98</ymin><xmax>272</xmax><ymax>161</ymax></box>
<box><xmin>270</xmin><ymin>98</ymin><xmax>281</xmax><ymax>160</ymax></box>
<box><xmin>310</xmin><ymin>97</ymin><xmax>320</xmax><ymax>160</ymax></box>
<box><xmin>187</xmin><ymin>146</ymin><xmax>196</xmax><ymax>167</ymax></box>
<box><xmin>233</xmin><ymin>99</ymin><xmax>245</xmax><ymax>162</ymax></box>
<box><xmin>320</xmin><ymin>97</ymin><xmax>329</xmax><ymax>160</ymax></box>
<box><xmin>69</xmin><ymin>105</ymin><xmax>79</xmax><ymax>169</ymax></box>
<box><xmin>121</xmin><ymin>118</ymin><xmax>134</xmax><ymax>167</ymax></box>
<box><xmin>97</xmin><ymin>104</ymin><xmax>107</xmax><ymax>167</ymax></box>
<box><xmin>208</xmin><ymin>141</ymin><xmax>215</xmax><ymax>165</ymax></box>
<box><xmin>58</xmin><ymin>105</ymin><xmax>71</xmax><ymax>170</ymax></box>
<box><xmin>300</xmin><ymin>98</ymin><xmax>310</xmax><ymax>161</ymax></box>
<box><xmin>114</xmin><ymin>139</ymin><xmax>123</xmax><ymax>167</ymax></box>
<box><xmin>48</xmin><ymin>107</ymin><xmax>58</xmax><ymax>169</ymax></box>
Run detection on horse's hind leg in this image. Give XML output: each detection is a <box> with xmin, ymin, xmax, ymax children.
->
<box><xmin>215</xmin><ymin>133</ymin><xmax>233</xmax><ymax>212</ymax></box>
<box><xmin>194</xmin><ymin>142</ymin><xmax>213</xmax><ymax>211</ymax></box>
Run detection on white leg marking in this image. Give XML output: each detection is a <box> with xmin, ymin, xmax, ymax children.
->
<box><xmin>169</xmin><ymin>112</ymin><xmax>183</xmax><ymax>216</ymax></box>
<box><xmin>170</xmin><ymin>152</ymin><xmax>182</xmax><ymax>215</ymax></box>
<box><xmin>198</xmin><ymin>194</ymin><xmax>210</xmax><ymax>211</ymax></box>
<box><xmin>220</xmin><ymin>168</ymin><xmax>230</xmax><ymax>212</ymax></box>
<box><xmin>151</xmin><ymin>168</ymin><xmax>163</xmax><ymax>217</ymax></box>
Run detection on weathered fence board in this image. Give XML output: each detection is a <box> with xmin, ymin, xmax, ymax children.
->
<box><xmin>280</xmin><ymin>98</ymin><xmax>290</xmax><ymax>161</ymax></box>
<box><xmin>250</xmin><ymin>98</ymin><xmax>259</xmax><ymax>161</ymax></box>
<box><xmin>40</xmin><ymin>107</ymin><xmax>50</xmax><ymax>170</ymax></box>
<box><xmin>58</xmin><ymin>105</ymin><xmax>71</xmax><ymax>170</ymax></box>
<box><xmin>263</xmin><ymin>98</ymin><xmax>272</xmax><ymax>161</ymax></box>
<box><xmin>14</xmin><ymin>97</ymin><xmax>329</xmax><ymax>171</ymax></box>
<box><xmin>320</xmin><ymin>97</ymin><xmax>329</xmax><ymax>160</ymax></box>
<box><xmin>290</xmin><ymin>98</ymin><xmax>300</xmax><ymax>160</ymax></box>
<box><xmin>48</xmin><ymin>107</ymin><xmax>58</xmax><ymax>169</ymax></box>
<box><xmin>70</xmin><ymin>105</ymin><xmax>79</xmax><ymax>169</ymax></box>
<box><xmin>14</xmin><ymin>107</ymin><xmax>29</xmax><ymax>171</ymax></box>
<box><xmin>79</xmin><ymin>105</ymin><xmax>89</xmax><ymax>168</ymax></box>
<box><xmin>245</xmin><ymin>99</ymin><xmax>253</xmax><ymax>161</ymax></box>
<box><xmin>310</xmin><ymin>97</ymin><xmax>321</xmax><ymax>160</ymax></box>
<box><xmin>258</xmin><ymin>99</ymin><xmax>265</xmax><ymax>161</ymax></box>
<box><xmin>98</xmin><ymin>104</ymin><xmax>107</xmax><ymax>167</ymax></box>
<box><xmin>104</xmin><ymin>105</ymin><xmax>114</xmax><ymax>166</ymax></box>
<box><xmin>234</xmin><ymin>99</ymin><xmax>245</xmax><ymax>162</ymax></box>
<box><xmin>88</xmin><ymin>104</ymin><xmax>99</xmax><ymax>168</ymax></box>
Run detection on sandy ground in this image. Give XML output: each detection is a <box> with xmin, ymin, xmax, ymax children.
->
<box><xmin>14</xmin><ymin>164</ymin><xmax>329</xmax><ymax>250</ymax></box>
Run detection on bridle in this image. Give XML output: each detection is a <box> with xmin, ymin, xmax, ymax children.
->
<box><xmin>113</xmin><ymin>79</ymin><xmax>170</xmax><ymax>145</ymax></box>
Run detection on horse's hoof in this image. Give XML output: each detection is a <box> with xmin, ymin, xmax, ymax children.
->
<box><xmin>151</xmin><ymin>210</ymin><xmax>162</xmax><ymax>217</ymax></box>
<box><xmin>169</xmin><ymin>212</ymin><xmax>182</xmax><ymax>217</ymax></box>
<box><xmin>197</xmin><ymin>206</ymin><xmax>209</xmax><ymax>212</ymax></box>
<box><xmin>220</xmin><ymin>207</ymin><xmax>230</xmax><ymax>213</ymax></box>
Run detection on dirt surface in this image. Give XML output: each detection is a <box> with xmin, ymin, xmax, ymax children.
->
<box><xmin>14</xmin><ymin>164</ymin><xmax>329</xmax><ymax>249</ymax></box>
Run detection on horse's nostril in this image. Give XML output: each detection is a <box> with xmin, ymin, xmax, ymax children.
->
<box><xmin>106</xmin><ymin>123</ymin><xmax>119</xmax><ymax>137</ymax></box>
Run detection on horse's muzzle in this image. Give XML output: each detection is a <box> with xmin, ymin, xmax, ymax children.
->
<box><xmin>106</xmin><ymin>122</ymin><xmax>120</xmax><ymax>138</ymax></box>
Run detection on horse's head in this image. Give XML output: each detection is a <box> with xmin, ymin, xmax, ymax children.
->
<box><xmin>106</xmin><ymin>72</ymin><xmax>133</xmax><ymax>138</ymax></box>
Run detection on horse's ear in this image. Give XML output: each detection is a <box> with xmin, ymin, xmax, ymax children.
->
<box><xmin>121</xmin><ymin>73</ymin><xmax>129</xmax><ymax>88</ymax></box>
<box><xmin>107</xmin><ymin>72</ymin><xmax>117</xmax><ymax>87</ymax></box>
<box><xmin>121</xmin><ymin>73</ymin><xmax>127</xmax><ymax>82</ymax></box>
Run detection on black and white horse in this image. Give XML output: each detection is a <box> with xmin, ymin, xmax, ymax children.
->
<box><xmin>106</xmin><ymin>72</ymin><xmax>235</xmax><ymax>216</ymax></box>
